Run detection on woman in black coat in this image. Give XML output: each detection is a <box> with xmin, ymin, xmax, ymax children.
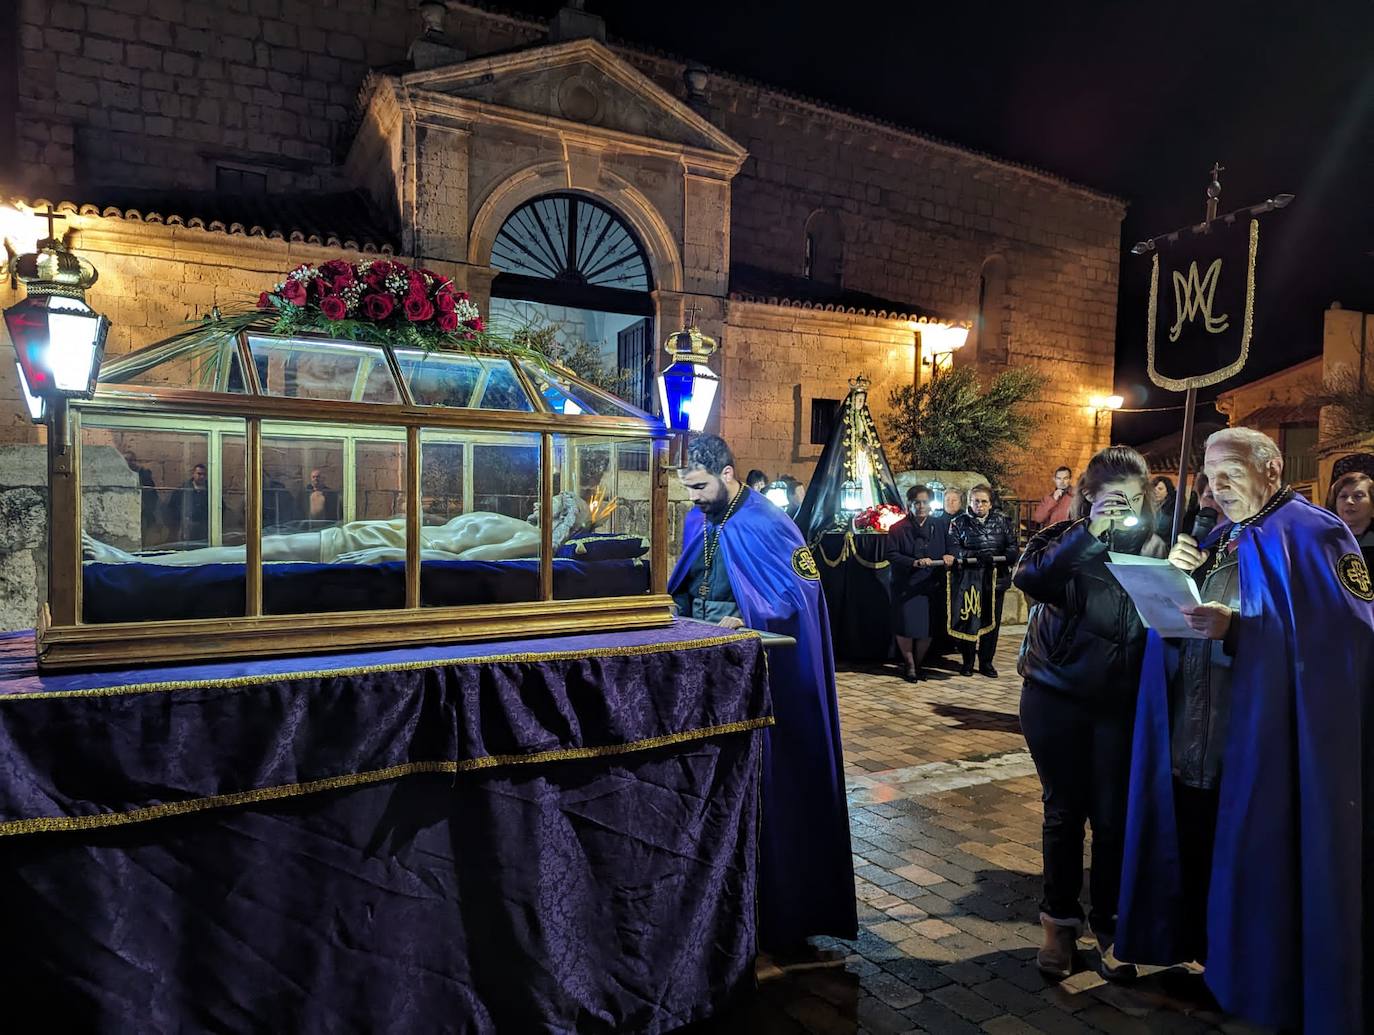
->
<box><xmin>886</xmin><ymin>484</ymin><xmax>950</xmax><ymax>681</ymax></box>
<box><xmin>1150</xmin><ymin>475</ymin><xmax>1177</xmax><ymax>540</ymax></box>
<box><xmin>1014</xmin><ymin>446</ymin><xmax>1166</xmax><ymax>982</ymax></box>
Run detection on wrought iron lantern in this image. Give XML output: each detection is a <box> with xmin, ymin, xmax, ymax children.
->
<box><xmin>839</xmin><ymin>479</ymin><xmax>864</xmax><ymax>515</ymax></box>
<box><xmin>3</xmin><ymin>209</ymin><xmax>109</xmax><ymax>424</ymax></box>
<box><xmin>926</xmin><ymin>479</ymin><xmax>946</xmax><ymax>513</ymax></box>
<box><xmin>765</xmin><ymin>479</ymin><xmax>790</xmax><ymax>508</ymax></box>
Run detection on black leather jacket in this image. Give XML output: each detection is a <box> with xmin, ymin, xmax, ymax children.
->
<box><xmin>948</xmin><ymin>510</ymin><xmax>1020</xmax><ymax>589</ymax></box>
<box><xmin>1014</xmin><ymin>519</ymin><xmax>1165</xmax><ymax>703</ymax></box>
<box><xmin>1167</xmin><ymin>544</ymin><xmax>1241</xmax><ymax>788</ymax></box>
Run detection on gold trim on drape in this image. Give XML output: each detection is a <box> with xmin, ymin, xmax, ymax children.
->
<box><xmin>1</xmin><ymin>632</ymin><xmax>759</xmax><ymax>702</ymax></box>
<box><xmin>0</xmin><ymin>715</ymin><xmax>775</xmax><ymax>838</ymax></box>
<box><xmin>813</xmin><ymin>532</ymin><xmax>889</xmax><ymax>570</ymax></box>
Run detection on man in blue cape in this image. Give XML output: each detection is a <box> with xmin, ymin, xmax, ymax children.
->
<box><xmin>669</xmin><ymin>434</ymin><xmax>857</xmax><ymax>951</ymax></box>
<box><xmin>1117</xmin><ymin>428</ymin><xmax>1374</xmax><ymax>1033</ymax></box>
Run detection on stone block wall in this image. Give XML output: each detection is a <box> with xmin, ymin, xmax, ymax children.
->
<box><xmin>721</xmin><ymin>300</ymin><xmax>912</xmax><ymax>486</ymax></box>
<box><xmin>700</xmin><ymin>88</ymin><xmax>1121</xmax><ymax>497</ymax></box>
<box><xmin>0</xmin><ymin>223</ymin><xmax>388</xmax><ymax>446</ymax></box>
<box><xmin>0</xmin><ymin>444</ymin><xmax>138</xmax><ymax>632</ymax></box>
<box><xmin>7</xmin><ymin>0</ymin><xmax>1124</xmax><ymax>499</ymax></box>
<box><xmin>14</xmin><ymin>0</ymin><xmax>419</xmax><ymax>194</ymax></box>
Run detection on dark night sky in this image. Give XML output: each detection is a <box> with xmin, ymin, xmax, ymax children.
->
<box><xmin>523</xmin><ymin>0</ymin><xmax>1374</xmax><ymax>444</ymax></box>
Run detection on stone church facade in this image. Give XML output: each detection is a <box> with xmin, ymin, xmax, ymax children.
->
<box><xmin>2</xmin><ymin>0</ymin><xmax>1125</xmax><ymax>497</ymax></box>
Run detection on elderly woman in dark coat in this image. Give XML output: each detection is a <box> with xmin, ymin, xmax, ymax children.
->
<box><xmin>886</xmin><ymin>484</ymin><xmax>951</xmax><ymax>682</ymax></box>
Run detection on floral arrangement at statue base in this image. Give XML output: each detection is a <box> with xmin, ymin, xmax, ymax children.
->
<box><xmin>852</xmin><ymin>503</ymin><xmax>904</xmax><ymax>533</ymax></box>
<box><xmin>258</xmin><ymin>259</ymin><xmax>485</xmax><ymax>351</ymax></box>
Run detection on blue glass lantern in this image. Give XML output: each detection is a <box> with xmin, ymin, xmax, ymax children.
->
<box><xmin>656</xmin><ymin>324</ymin><xmax>719</xmax><ymax>433</ymax></box>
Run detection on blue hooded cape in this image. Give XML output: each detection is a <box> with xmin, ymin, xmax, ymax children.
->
<box><xmin>669</xmin><ymin>491</ymin><xmax>858</xmax><ymax>949</ymax></box>
<box><xmin>1117</xmin><ymin>494</ymin><xmax>1374</xmax><ymax>1033</ymax></box>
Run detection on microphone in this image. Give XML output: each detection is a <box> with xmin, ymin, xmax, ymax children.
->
<box><xmin>1190</xmin><ymin>506</ymin><xmax>1218</xmax><ymax>544</ymax></box>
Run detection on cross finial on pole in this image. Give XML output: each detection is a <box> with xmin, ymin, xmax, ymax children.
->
<box><xmin>684</xmin><ymin>303</ymin><xmax>701</xmax><ymax>328</ymax></box>
<box><xmin>33</xmin><ymin>206</ymin><xmax>65</xmax><ymax>242</ymax></box>
<box><xmin>1205</xmin><ymin>163</ymin><xmax>1224</xmax><ymax>221</ymax></box>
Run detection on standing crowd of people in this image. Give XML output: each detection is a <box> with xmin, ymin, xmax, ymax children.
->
<box><xmin>1011</xmin><ymin>430</ymin><xmax>1373</xmax><ymax>1033</ymax></box>
<box><xmin>120</xmin><ymin>451</ymin><xmax>342</xmax><ymax>549</ymax></box>
<box><xmin>673</xmin><ymin>429</ymin><xmax>1371</xmax><ymax>1033</ymax></box>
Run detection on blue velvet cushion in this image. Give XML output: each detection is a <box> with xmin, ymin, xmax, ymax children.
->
<box><xmin>555</xmin><ymin>533</ymin><xmax>649</xmax><ymax>561</ymax></box>
<box><xmin>83</xmin><ymin>557</ymin><xmax>651</xmax><ymax>623</ymax></box>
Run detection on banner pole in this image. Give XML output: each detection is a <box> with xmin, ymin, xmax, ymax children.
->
<box><xmin>1168</xmin><ymin>164</ymin><xmax>1224</xmax><ymax>543</ymax></box>
<box><xmin>1172</xmin><ymin>385</ymin><xmax>1197</xmax><ymax>541</ymax></box>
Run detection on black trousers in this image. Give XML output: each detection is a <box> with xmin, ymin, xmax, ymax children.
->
<box><xmin>1019</xmin><ymin>682</ymin><xmax>1135</xmax><ymax>936</ymax></box>
<box><xmin>1174</xmin><ymin>780</ymin><xmax>1220</xmax><ymax>963</ymax></box>
<box><xmin>962</xmin><ymin>585</ymin><xmax>1007</xmax><ymax>668</ymax></box>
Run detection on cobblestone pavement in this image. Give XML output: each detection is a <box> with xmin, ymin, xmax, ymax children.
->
<box><xmin>699</xmin><ymin>628</ymin><xmax>1273</xmax><ymax>1035</ymax></box>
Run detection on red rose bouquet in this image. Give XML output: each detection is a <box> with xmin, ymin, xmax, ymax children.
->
<box><xmin>257</xmin><ymin>258</ymin><xmax>485</xmax><ymax>350</ymax></box>
<box><xmin>853</xmin><ymin>503</ymin><xmax>904</xmax><ymax>532</ymax></box>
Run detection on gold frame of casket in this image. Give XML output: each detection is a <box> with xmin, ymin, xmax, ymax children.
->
<box><xmin>38</xmin><ymin>326</ymin><xmax>671</xmax><ymax>670</ymax></box>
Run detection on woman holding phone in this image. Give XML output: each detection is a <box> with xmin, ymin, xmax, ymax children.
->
<box><xmin>1013</xmin><ymin>446</ymin><xmax>1167</xmax><ymax>981</ymax></box>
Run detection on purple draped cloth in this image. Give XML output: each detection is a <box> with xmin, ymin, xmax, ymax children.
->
<box><xmin>0</xmin><ymin>620</ymin><xmax>770</xmax><ymax>1033</ymax></box>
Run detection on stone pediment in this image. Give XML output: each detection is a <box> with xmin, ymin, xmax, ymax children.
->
<box><xmin>403</xmin><ymin>39</ymin><xmax>746</xmax><ymax>168</ymax></box>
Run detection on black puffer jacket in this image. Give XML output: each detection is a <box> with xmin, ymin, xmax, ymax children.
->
<box><xmin>948</xmin><ymin>510</ymin><xmax>1020</xmax><ymax>589</ymax></box>
<box><xmin>1014</xmin><ymin>519</ymin><xmax>1166</xmax><ymax>702</ymax></box>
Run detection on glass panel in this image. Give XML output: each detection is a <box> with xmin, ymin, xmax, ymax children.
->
<box><xmin>358</xmin><ymin>356</ymin><xmax>403</xmax><ymax>405</ymax></box>
<box><xmin>80</xmin><ymin>417</ymin><xmax>247</xmax><ymax>622</ymax></box>
<box><xmin>357</xmin><ymin>440</ymin><xmax>406</xmax><ymax>520</ymax></box>
<box><xmin>262</xmin><ymin>422</ymin><xmax>406</xmax><ymax>616</ymax></box>
<box><xmin>419</xmin><ymin>430</ymin><xmax>541</xmax><ymax>607</ymax></box>
<box><xmin>101</xmin><ymin>332</ymin><xmax>247</xmax><ymax>393</ymax></box>
<box><xmin>222</xmin><ymin>435</ymin><xmax>247</xmax><ymax>544</ymax></box>
<box><xmin>393</xmin><ymin>349</ymin><xmax>534</xmax><ymax>412</ymax></box>
<box><xmin>520</xmin><ymin>362</ymin><xmax>641</xmax><ymax>418</ymax></box>
<box><xmin>247</xmin><ymin>335</ymin><xmax>379</xmax><ymax>401</ymax></box>
<box><xmin>552</xmin><ymin>436</ymin><xmax>652</xmax><ymax>600</ymax></box>
<box><xmin>394</xmin><ymin>349</ymin><xmax>482</xmax><ymax>408</ymax></box>
<box><xmin>487</xmin><ymin>299</ymin><xmax>650</xmax><ymax>409</ymax></box>
<box><xmin>475</xmin><ymin>360</ymin><xmax>534</xmax><ymax>411</ymax></box>
<box><xmin>421</xmin><ymin>437</ymin><xmax>466</xmax><ymax>522</ymax></box>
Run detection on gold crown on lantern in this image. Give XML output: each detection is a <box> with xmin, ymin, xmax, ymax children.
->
<box><xmin>4</xmin><ymin>209</ymin><xmax>99</xmax><ymax>298</ymax></box>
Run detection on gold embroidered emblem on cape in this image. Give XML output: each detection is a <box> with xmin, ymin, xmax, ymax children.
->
<box><xmin>1337</xmin><ymin>552</ymin><xmax>1374</xmax><ymax>602</ymax></box>
<box><xmin>791</xmin><ymin>546</ymin><xmax>820</xmax><ymax>581</ymax></box>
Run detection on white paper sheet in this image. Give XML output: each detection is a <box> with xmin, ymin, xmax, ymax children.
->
<box><xmin>1105</xmin><ymin>557</ymin><xmax>1206</xmax><ymax>639</ymax></box>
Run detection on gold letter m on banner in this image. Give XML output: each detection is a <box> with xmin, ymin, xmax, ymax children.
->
<box><xmin>1169</xmin><ymin>259</ymin><xmax>1229</xmax><ymax>342</ymax></box>
<box><xmin>959</xmin><ymin>585</ymin><xmax>982</xmax><ymax>622</ymax></box>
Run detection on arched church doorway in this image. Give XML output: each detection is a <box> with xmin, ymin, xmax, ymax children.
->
<box><xmin>489</xmin><ymin>192</ymin><xmax>656</xmax><ymax>411</ymax></box>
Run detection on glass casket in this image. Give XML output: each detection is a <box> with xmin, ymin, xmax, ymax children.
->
<box><xmin>41</xmin><ymin>325</ymin><xmax>671</xmax><ymax>669</ymax></box>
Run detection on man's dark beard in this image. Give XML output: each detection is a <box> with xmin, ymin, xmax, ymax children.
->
<box><xmin>700</xmin><ymin>484</ymin><xmax>739</xmax><ymax>522</ymax></box>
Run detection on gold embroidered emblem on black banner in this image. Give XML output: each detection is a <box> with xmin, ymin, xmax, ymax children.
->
<box><xmin>1146</xmin><ymin>217</ymin><xmax>1258</xmax><ymax>390</ymax></box>
<box><xmin>1337</xmin><ymin>553</ymin><xmax>1374</xmax><ymax>601</ymax></box>
<box><xmin>959</xmin><ymin>584</ymin><xmax>982</xmax><ymax>622</ymax></box>
<box><xmin>1169</xmin><ymin>259</ymin><xmax>1229</xmax><ymax>341</ymax></box>
<box><xmin>792</xmin><ymin>546</ymin><xmax>820</xmax><ymax>581</ymax></box>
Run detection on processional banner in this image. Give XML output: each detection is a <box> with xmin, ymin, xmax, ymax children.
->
<box><xmin>1146</xmin><ymin>217</ymin><xmax>1258</xmax><ymax>390</ymax></box>
<box><xmin>946</xmin><ymin>564</ymin><xmax>995</xmax><ymax>643</ymax></box>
